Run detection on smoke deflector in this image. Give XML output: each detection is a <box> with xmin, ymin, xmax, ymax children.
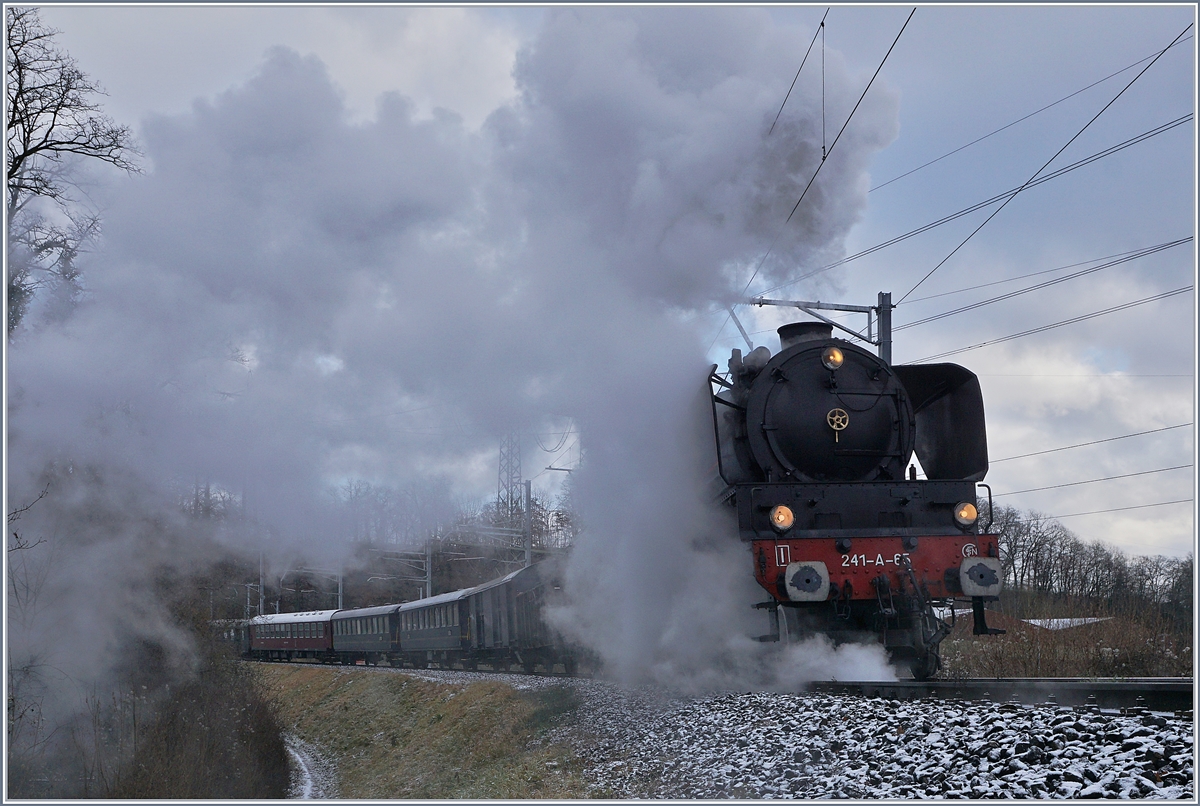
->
<box><xmin>891</xmin><ymin>363</ymin><xmax>988</xmax><ymax>482</ymax></box>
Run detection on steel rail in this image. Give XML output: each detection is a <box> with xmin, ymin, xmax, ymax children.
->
<box><xmin>808</xmin><ymin>678</ymin><xmax>1194</xmax><ymax>711</ymax></box>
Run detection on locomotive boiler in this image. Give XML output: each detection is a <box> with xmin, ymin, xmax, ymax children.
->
<box><xmin>709</xmin><ymin>301</ymin><xmax>1004</xmax><ymax>679</ymax></box>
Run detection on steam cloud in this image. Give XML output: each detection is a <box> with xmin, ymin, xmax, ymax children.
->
<box><xmin>7</xmin><ymin>7</ymin><xmax>900</xmax><ymax>707</ymax></box>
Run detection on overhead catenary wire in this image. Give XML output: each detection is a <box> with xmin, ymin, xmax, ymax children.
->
<box><xmin>710</xmin><ymin>8</ymin><xmax>915</xmax><ymax>353</ymax></box>
<box><xmin>756</xmin><ymin>114</ymin><xmax>1192</xmax><ymax>297</ymax></box>
<box><xmin>869</xmin><ymin>34</ymin><xmax>1194</xmax><ymax>193</ymax></box>
<box><xmin>1042</xmin><ymin>499</ymin><xmax>1193</xmax><ymax>520</ymax></box>
<box><xmin>910</xmin><ymin>285</ymin><xmax>1193</xmax><ymax>363</ymax></box>
<box><xmin>992</xmin><ymin>464</ymin><xmax>1193</xmax><ymax>498</ymax></box>
<box><xmin>768</xmin><ymin>8</ymin><xmax>829</xmax><ymax>136</ymax></box>
<box><xmin>711</xmin><ymin>238</ymin><xmax>1192</xmax><ymax>351</ymax></box>
<box><xmin>535</xmin><ymin>427</ymin><xmax>571</xmax><ymax>454</ymax></box>
<box><xmin>894</xmin><ymin>237</ymin><xmax>1191</xmax><ymax>332</ymax></box>
<box><xmin>896</xmin><ymin>22</ymin><xmax>1195</xmax><ymax>304</ymax></box>
<box><xmin>781</xmin><ymin>8</ymin><xmax>915</xmax><ymax>229</ymax></box>
<box><xmin>902</xmin><ymin>242</ymin><xmax>1184</xmax><ymax>305</ymax></box>
<box><xmin>991</xmin><ymin>423</ymin><xmax>1193</xmax><ymax>463</ymax></box>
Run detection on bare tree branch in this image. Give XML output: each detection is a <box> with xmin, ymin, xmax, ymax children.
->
<box><xmin>5</xmin><ymin>7</ymin><xmax>139</xmax><ymax>335</ymax></box>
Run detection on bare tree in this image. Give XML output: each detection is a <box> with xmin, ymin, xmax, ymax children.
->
<box><xmin>6</xmin><ymin>7</ymin><xmax>138</xmax><ymax>335</ymax></box>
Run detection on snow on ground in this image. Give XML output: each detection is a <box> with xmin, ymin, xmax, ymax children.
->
<box><xmin>564</xmin><ymin>688</ymin><xmax>1195</xmax><ymax>799</ymax></box>
<box><xmin>396</xmin><ymin>668</ymin><xmax>1193</xmax><ymax>799</ymax></box>
<box><xmin>285</xmin><ymin>734</ymin><xmax>339</xmax><ymax>799</ymax></box>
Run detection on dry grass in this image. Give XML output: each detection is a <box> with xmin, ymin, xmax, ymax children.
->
<box><xmin>941</xmin><ymin>612</ymin><xmax>1192</xmax><ymax>678</ymax></box>
<box><xmin>255</xmin><ymin>664</ymin><xmax>595</xmax><ymax>799</ymax></box>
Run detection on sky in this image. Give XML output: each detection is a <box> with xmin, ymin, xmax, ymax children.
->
<box><xmin>6</xmin><ymin>4</ymin><xmax>1196</xmax><ymax>689</ymax></box>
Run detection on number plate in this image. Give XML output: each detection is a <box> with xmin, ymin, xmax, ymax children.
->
<box><xmin>841</xmin><ymin>553</ymin><xmax>909</xmax><ymax>568</ymax></box>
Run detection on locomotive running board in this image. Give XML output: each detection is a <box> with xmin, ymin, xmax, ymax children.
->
<box><xmin>753</xmin><ymin>600</ymin><xmax>781</xmax><ymax>642</ymax></box>
<box><xmin>971</xmin><ymin>596</ymin><xmax>1006</xmax><ymax>635</ymax></box>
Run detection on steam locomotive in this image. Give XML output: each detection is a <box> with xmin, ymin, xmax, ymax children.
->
<box><xmin>709</xmin><ymin>308</ymin><xmax>1004</xmax><ymax>679</ymax></box>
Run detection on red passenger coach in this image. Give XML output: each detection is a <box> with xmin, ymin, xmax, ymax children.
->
<box><xmin>248</xmin><ymin>609</ymin><xmax>337</xmax><ymax>662</ymax></box>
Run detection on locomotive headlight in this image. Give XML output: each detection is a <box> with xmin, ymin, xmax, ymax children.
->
<box><xmin>769</xmin><ymin>505</ymin><xmax>796</xmax><ymax>532</ymax></box>
<box><xmin>821</xmin><ymin>346</ymin><xmax>844</xmax><ymax>370</ymax></box>
<box><xmin>954</xmin><ymin>501</ymin><xmax>979</xmax><ymax>528</ymax></box>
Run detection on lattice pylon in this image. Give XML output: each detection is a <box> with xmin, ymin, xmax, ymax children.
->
<box><xmin>497</xmin><ymin>431</ymin><xmax>522</xmax><ymax>527</ymax></box>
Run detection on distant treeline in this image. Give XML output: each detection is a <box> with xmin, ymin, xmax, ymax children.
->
<box><xmin>983</xmin><ymin>502</ymin><xmax>1192</xmax><ymax>631</ymax></box>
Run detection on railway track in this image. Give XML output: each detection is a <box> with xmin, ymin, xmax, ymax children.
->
<box><xmin>808</xmin><ymin>677</ymin><xmax>1194</xmax><ymax>711</ymax></box>
<box><xmin>252</xmin><ymin>657</ymin><xmax>1191</xmax><ymax>713</ymax></box>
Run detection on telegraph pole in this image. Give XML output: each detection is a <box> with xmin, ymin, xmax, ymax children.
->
<box><xmin>523</xmin><ymin>480</ymin><xmax>533</xmax><ymax>567</ymax></box>
<box><xmin>424</xmin><ymin>538</ymin><xmax>432</xmax><ymax>599</ymax></box>
<box><xmin>876</xmin><ymin>291</ymin><xmax>893</xmax><ymax>365</ymax></box>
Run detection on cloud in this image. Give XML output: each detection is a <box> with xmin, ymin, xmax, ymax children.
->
<box><xmin>8</xmin><ymin>7</ymin><xmax>902</xmax><ymax>701</ymax></box>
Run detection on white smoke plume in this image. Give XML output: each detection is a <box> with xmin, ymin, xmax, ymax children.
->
<box><xmin>7</xmin><ymin>7</ymin><xmax>900</xmax><ymax>707</ymax></box>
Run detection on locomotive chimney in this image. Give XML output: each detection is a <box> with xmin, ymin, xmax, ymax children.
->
<box><xmin>778</xmin><ymin>321</ymin><xmax>833</xmax><ymax>351</ymax></box>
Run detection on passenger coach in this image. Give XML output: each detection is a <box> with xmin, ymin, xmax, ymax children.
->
<box><xmin>248</xmin><ymin>609</ymin><xmax>337</xmax><ymax>662</ymax></box>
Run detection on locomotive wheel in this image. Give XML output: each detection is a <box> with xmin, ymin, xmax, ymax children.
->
<box><xmin>909</xmin><ymin>649</ymin><xmax>941</xmax><ymax>681</ymax></box>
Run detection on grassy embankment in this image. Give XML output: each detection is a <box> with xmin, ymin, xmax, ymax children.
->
<box><xmin>255</xmin><ymin>664</ymin><xmax>596</xmax><ymax>799</ymax></box>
